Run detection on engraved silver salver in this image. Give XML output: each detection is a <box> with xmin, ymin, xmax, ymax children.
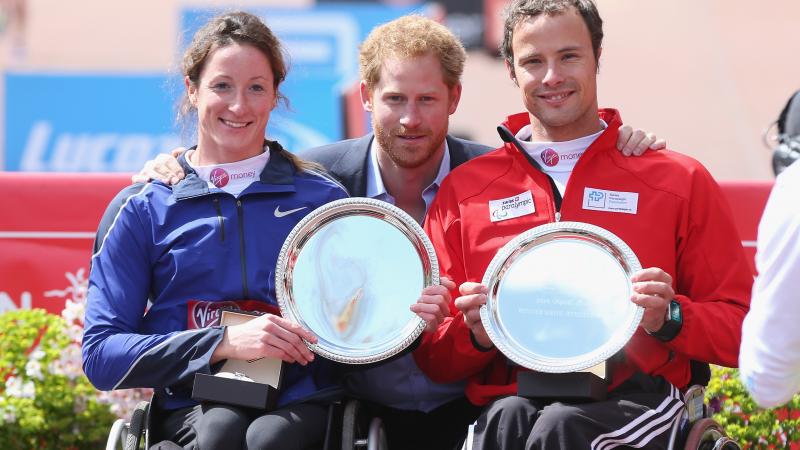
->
<box><xmin>276</xmin><ymin>198</ymin><xmax>438</xmax><ymax>364</ymax></box>
<box><xmin>480</xmin><ymin>221</ymin><xmax>643</xmax><ymax>373</ymax></box>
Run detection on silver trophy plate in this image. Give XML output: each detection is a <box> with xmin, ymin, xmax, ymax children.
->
<box><xmin>480</xmin><ymin>222</ymin><xmax>643</xmax><ymax>373</ymax></box>
<box><xmin>276</xmin><ymin>198</ymin><xmax>437</xmax><ymax>364</ymax></box>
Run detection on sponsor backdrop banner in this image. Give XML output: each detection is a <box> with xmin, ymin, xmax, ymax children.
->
<box><xmin>3</xmin><ymin>3</ymin><xmax>422</xmax><ymax>173</ymax></box>
<box><xmin>5</xmin><ymin>74</ymin><xmax>180</xmax><ymax>173</ymax></box>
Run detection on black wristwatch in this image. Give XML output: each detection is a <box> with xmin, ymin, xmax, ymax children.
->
<box><xmin>647</xmin><ymin>299</ymin><xmax>683</xmax><ymax>342</ymax></box>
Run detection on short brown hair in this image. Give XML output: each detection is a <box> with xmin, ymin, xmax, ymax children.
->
<box><xmin>501</xmin><ymin>0</ymin><xmax>603</xmax><ymax>69</ymax></box>
<box><xmin>359</xmin><ymin>15</ymin><xmax>466</xmax><ymax>92</ymax></box>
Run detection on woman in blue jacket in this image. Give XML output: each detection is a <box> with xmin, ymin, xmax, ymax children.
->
<box><xmin>82</xmin><ymin>11</ymin><xmax>347</xmax><ymax>449</ymax></box>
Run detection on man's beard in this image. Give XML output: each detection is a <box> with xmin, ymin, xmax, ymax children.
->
<box><xmin>373</xmin><ymin>120</ymin><xmax>446</xmax><ymax>169</ymax></box>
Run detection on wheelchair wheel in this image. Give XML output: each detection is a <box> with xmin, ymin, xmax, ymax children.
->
<box><xmin>341</xmin><ymin>399</ymin><xmax>362</xmax><ymax>450</ymax></box>
<box><xmin>683</xmin><ymin>418</ymin><xmax>733</xmax><ymax>450</ymax></box>
<box><xmin>123</xmin><ymin>401</ymin><xmax>150</xmax><ymax>450</ymax></box>
<box><xmin>367</xmin><ymin>417</ymin><xmax>388</xmax><ymax>450</ymax></box>
<box><xmin>106</xmin><ymin>419</ymin><xmax>127</xmax><ymax>450</ymax></box>
<box><xmin>711</xmin><ymin>437</ymin><xmax>741</xmax><ymax>450</ymax></box>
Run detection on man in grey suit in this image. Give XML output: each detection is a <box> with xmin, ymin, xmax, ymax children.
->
<box><xmin>125</xmin><ymin>14</ymin><xmax>662</xmax><ymax>450</ymax></box>
<box><xmin>300</xmin><ymin>17</ymin><xmax>490</xmax><ymax>449</ymax></box>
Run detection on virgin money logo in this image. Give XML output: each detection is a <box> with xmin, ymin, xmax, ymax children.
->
<box><xmin>210</xmin><ymin>168</ymin><xmax>229</xmax><ymax>188</ymax></box>
<box><xmin>189</xmin><ymin>300</ymin><xmax>239</xmax><ymax>329</ymax></box>
<box><xmin>187</xmin><ymin>300</ymin><xmax>277</xmax><ymax>329</ymax></box>
<box><xmin>541</xmin><ymin>148</ymin><xmax>560</xmax><ymax>167</ymax></box>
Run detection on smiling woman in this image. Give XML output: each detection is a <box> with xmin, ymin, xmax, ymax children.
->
<box><xmin>187</xmin><ymin>43</ymin><xmax>276</xmax><ymax>165</ymax></box>
<box><xmin>181</xmin><ymin>14</ymin><xmax>279</xmax><ymax>166</ymax></box>
<box><xmin>82</xmin><ymin>11</ymin><xmax>349</xmax><ymax>450</ymax></box>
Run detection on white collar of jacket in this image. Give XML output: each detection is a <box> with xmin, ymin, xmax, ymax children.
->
<box><xmin>173</xmin><ymin>140</ymin><xmax>297</xmax><ymax>199</ymax></box>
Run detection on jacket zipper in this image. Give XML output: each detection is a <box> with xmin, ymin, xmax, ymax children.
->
<box><xmin>212</xmin><ymin>197</ymin><xmax>225</xmax><ymax>241</ymax></box>
<box><xmin>497</xmin><ymin>125</ymin><xmax>563</xmax><ymax>221</ymax></box>
<box><xmin>236</xmin><ymin>199</ymin><xmax>249</xmax><ymax>298</ymax></box>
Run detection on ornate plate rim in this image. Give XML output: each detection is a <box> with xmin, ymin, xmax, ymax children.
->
<box><xmin>276</xmin><ymin>197</ymin><xmax>437</xmax><ymax>364</ymax></box>
<box><xmin>480</xmin><ymin>221</ymin><xmax>643</xmax><ymax>373</ymax></box>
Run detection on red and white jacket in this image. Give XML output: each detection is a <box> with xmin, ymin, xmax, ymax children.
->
<box><xmin>414</xmin><ymin>109</ymin><xmax>752</xmax><ymax>406</ymax></box>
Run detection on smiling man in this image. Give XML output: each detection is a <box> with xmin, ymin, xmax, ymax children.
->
<box><xmin>297</xmin><ymin>18</ymin><xmax>489</xmax><ymax>449</ymax></box>
<box><xmin>413</xmin><ymin>1</ymin><xmax>753</xmax><ymax>449</ymax></box>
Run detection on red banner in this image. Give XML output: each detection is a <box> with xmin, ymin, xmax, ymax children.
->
<box><xmin>0</xmin><ymin>174</ymin><xmax>772</xmax><ymax>315</ymax></box>
<box><xmin>0</xmin><ymin>172</ymin><xmax>130</xmax><ymax>314</ymax></box>
<box><xmin>718</xmin><ymin>179</ymin><xmax>773</xmax><ymax>276</ymax></box>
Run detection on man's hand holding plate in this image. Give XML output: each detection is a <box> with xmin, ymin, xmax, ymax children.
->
<box><xmin>455</xmin><ymin>282</ymin><xmax>494</xmax><ymax>350</ymax></box>
<box><xmin>630</xmin><ymin>268</ymin><xmax>674</xmax><ymax>333</ymax></box>
<box><xmin>411</xmin><ymin>276</ymin><xmax>455</xmax><ymax>332</ymax></box>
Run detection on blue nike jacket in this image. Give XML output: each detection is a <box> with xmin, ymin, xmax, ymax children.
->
<box><xmin>83</xmin><ymin>144</ymin><xmax>348</xmax><ymax>410</ymax></box>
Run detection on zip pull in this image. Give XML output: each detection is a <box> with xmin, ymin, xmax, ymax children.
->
<box><xmin>212</xmin><ymin>197</ymin><xmax>225</xmax><ymax>241</ymax></box>
<box><xmin>555</xmin><ymin>211</ymin><xmax>562</xmax><ymax>222</ymax></box>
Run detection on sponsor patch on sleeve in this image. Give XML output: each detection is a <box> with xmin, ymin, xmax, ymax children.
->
<box><xmin>582</xmin><ymin>187</ymin><xmax>638</xmax><ymax>214</ymax></box>
<box><xmin>489</xmin><ymin>190</ymin><xmax>536</xmax><ymax>222</ymax></box>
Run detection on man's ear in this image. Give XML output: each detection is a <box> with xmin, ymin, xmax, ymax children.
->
<box><xmin>595</xmin><ymin>47</ymin><xmax>603</xmax><ymax>73</ymax></box>
<box><xmin>185</xmin><ymin>76</ymin><xmax>197</xmax><ymax>106</ymax></box>
<box><xmin>359</xmin><ymin>80</ymin><xmax>374</xmax><ymax>112</ymax></box>
<box><xmin>448</xmin><ymin>82</ymin><xmax>463</xmax><ymax>115</ymax></box>
<box><xmin>505</xmin><ymin>60</ymin><xmax>519</xmax><ymax>87</ymax></box>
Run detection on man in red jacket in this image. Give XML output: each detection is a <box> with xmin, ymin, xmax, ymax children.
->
<box><xmin>414</xmin><ymin>0</ymin><xmax>752</xmax><ymax>448</ymax></box>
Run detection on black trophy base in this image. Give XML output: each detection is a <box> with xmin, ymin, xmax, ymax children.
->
<box><xmin>517</xmin><ymin>371</ymin><xmax>608</xmax><ymax>402</ymax></box>
<box><xmin>192</xmin><ymin>373</ymin><xmax>279</xmax><ymax>410</ymax></box>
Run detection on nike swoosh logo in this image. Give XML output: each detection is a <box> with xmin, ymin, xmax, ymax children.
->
<box><xmin>274</xmin><ymin>206</ymin><xmax>308</xmax><ymax>218</ymax></box>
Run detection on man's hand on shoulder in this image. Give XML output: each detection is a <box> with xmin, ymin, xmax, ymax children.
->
<box><xmin>616</xmin><ymin>125</ymin><xmax>666</xmax><ymax>156</ymax></box>
<box><xmin>131</xmin><ymin>147</ymin><xmax>187</xmax><ymax>185</ymax></box>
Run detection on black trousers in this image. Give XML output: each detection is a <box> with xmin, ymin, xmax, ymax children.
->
<box><xmin>151</xmin><ymin>401</ymin><xmax>329</xmax><ymax>450</ymax></box>
<box><xmin>361</xmin><ymin>396</ymin><xmax>482</xmax><ymax>450</ymax></box>
<box><xmin>467</xmin><ymin>375</ymin><xmax>684</xmax><ymax>450</ymax></box>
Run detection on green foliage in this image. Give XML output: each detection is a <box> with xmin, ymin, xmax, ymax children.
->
<box><xmin>706</xmin><ymin>365</ymin><xmax>800</xmax><ymax>449</ymax></box>
<box><xmin>0</xmin><ymin>308</ymin><xmax>116</xmax><ymax>449</ymax></box>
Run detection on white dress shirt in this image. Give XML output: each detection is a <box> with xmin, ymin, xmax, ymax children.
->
<box><xmin>344</xmin><ymin>140</ymin><xmax>466</xmax><ymax>412</ymax></box>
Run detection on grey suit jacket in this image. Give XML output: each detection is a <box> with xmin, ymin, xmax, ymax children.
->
<box><xmin>299</xmin><ymin>134</ymin><xmax>492</xmax><ymax>197</ymax></box>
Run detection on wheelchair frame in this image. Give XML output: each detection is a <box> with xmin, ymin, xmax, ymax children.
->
<box><xmin>105</xmin><ymin>398</ymin><xmax>388</xmax><ymax>450</ymax></box>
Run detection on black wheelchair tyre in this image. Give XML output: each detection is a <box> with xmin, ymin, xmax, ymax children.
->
<box><xmin>341</xmin><ymin>399</ymin><xmax>362</xmax><ymax>450</ymax></box>
<box><xmin>124</xmin><ymin>401</ymin><xmax>150</xmax><ymax>450</ymax></box>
